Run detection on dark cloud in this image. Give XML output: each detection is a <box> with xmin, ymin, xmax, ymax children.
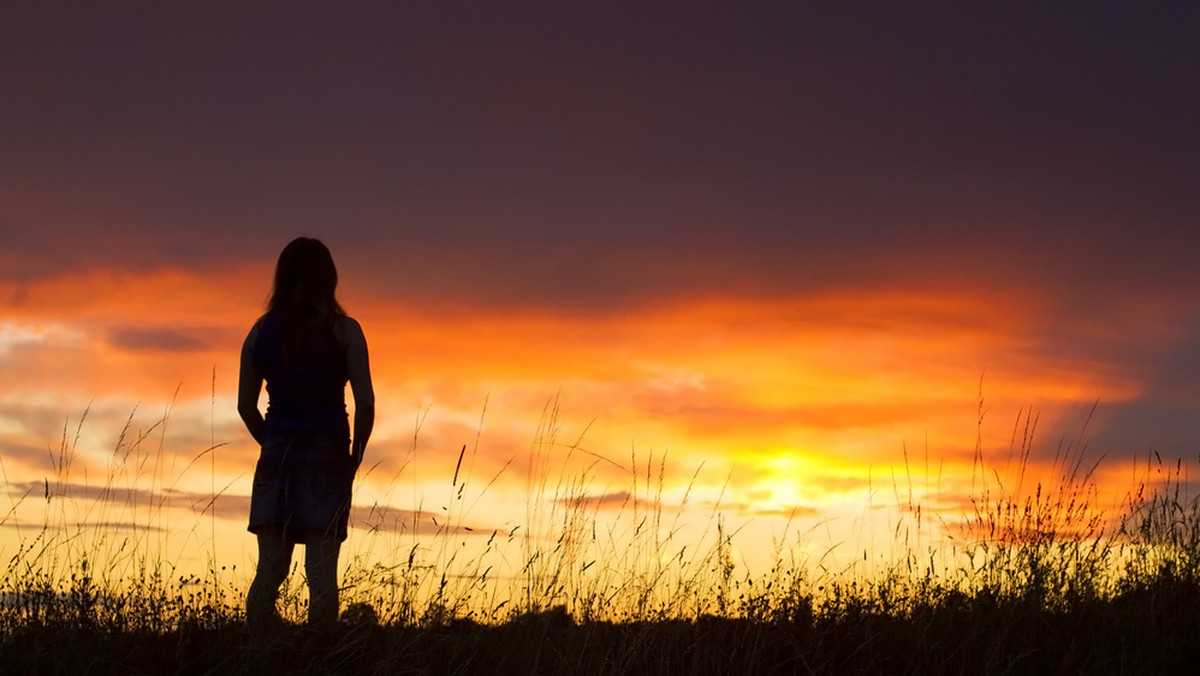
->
<box><xmin>0</xmin><ymin>440</ymin><xmax>52</xmax><ymax>473</ymax></box>
<box><xmin>350</xmin><ymin>502</ymin><xmax>489</xmax><ymax>537</ymax></box>
<box><xmin>0</xmin><ymin>518</ymin><xmax>167</xmax><ymax>534</ymax></box>
<box><xmin>1060</xmin><ymin>329</ymin><xmax>1200</xmax><ymax>462</ymax></box>
<box><xmin>107</xmin><ymin>327</ymin><xmax>208</xmax><ymax>353</ymax></box>
<box><xmin>3</xmin><ymin>479</ymin><xmax>491</xmax><ymax>536</ymax></box>
<box><xmin>554</xmin><ymin>490</ymin><xmax>641</xmax><ymax>511</ymax></box>
<box><xmin>1</xmin><ymin>2</ymin><xmax>1196</xmax><ymax>311</ymax></box>
<box><xmin>2</xmin><ymin>480</ymin><xmax>249</xmax><ymax>517</ymax></box>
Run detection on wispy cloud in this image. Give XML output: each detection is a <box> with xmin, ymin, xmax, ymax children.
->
<box><xmin>107</xmin><ymin>327</ymin><xmax>209</xmax><ymax>353</ymax></box>
<box><xmin>3</xmin><ymin>479</ymin><xmax>495</xmax><ymax>537</ymax></box>
<box><xmin>553</xmin><ymin>491</ymin><xmax>641</xmax><ymax>511</ymax></box>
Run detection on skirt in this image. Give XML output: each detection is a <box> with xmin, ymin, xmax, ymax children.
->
<box><xmin>248</xmin><ymin>433</ymin><xmax>354</xmax><ymax>543</ymax></box>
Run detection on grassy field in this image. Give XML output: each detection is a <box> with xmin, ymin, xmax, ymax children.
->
<box><xmin>3</xmin><ymin>406</ymin><xmax>1200</xmax><ymax>674</ymax></box>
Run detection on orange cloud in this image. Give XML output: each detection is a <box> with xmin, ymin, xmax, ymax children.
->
<box><xmin>1</xmin><ymin>261</ymin><xmax>1188</xmax><ymax>575</ymax></box>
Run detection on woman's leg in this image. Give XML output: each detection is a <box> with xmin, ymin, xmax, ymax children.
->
<box><xmin>246</xmin><ymin>525</ymin><xmax>294</xmax><ymax>627</ymax></box>
<box><xmin>304</xmin><ymin>528</ymin><xmax>341</xmax><ymax>627</ymax></box>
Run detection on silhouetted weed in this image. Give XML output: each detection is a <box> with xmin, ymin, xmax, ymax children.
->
<box><xmin>3</xmin><ymin>402</ymin><xmax>1200</xmax><ymax>674</ymax></box>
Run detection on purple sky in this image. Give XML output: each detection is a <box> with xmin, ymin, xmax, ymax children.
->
<box><xmin>3</xmin><ymin>1</ymin><xmax>1200</xmax><ymax>478</ymax></box>
<box><xmin>4</xmin><ymin>2</ymin><xmax>1197</xmax><ymax>307</ymax></box>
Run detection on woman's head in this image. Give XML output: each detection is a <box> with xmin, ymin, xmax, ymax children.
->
<box><xmin>268</xmin><ymin>237</ymin><xmax>345</xmax><ymax>316</ymax></box>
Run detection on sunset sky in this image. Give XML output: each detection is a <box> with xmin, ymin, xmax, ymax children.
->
<box><xmin>2</xmin><ymin>2</ymin><xmax>1199</xmax><ymax>581</ymax></box>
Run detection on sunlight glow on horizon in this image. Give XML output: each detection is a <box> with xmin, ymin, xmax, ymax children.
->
<box><xmin>0</xmin><ymin>259</ymin><xmax>1192</xmax><ymax>586</ymax></box>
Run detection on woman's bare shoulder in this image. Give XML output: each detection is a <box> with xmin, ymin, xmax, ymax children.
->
<box><xmin>243</xmin><ymin>315</ymin><xmax>267</xmax><ymax>347</ymax></box>
<box><xmin>334</xmin><ymin>315</ymin><xmax>367</xmax><ymax>345</ymax></box>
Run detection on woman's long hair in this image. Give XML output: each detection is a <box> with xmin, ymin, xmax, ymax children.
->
<box><xmin>267</xmin><ymin>237</ymin><xmax>346</xmax><ymax>361</ymax></box>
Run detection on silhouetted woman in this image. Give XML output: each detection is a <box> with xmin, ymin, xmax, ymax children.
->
<box><xmin>238</xmin><ymin>237</ymin><xmax>374</xmax><ymax>628</ymax></box>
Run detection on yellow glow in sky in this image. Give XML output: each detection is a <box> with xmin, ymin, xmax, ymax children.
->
<box><xmin>0</xmin><ymin>262</ymin><xmax>1188</xmax><ymax>595</ymax></box>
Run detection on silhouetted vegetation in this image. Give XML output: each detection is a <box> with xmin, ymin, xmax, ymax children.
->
<box><xmin>3</xmin><ymin>405</ymin><xmax>1200</xmax><ymax>674</ymax></box>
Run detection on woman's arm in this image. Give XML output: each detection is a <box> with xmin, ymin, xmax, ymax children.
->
<box><xmin>237</xmin><ymin>320</ymin><xmax>266</xmax><ymax>445</ymax></box>
<box><xmin>343</xmin><ymin>316</ymin><xmax>375</xmax><ymax>469</ymax></box>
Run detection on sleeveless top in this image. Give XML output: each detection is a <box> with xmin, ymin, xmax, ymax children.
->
<box><xmin>253</xmin><ymin>310</ymin><xmax>350</xmax><ymax>442</ymax></box>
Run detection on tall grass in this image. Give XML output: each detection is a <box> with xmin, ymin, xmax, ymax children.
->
<box><xmin>0</xmin><ymin>404</ymin><xmax>242</xmax><ymax>634</ymax></box>
<box><xmin>3</xmin><ymin>400</ymin><xmax>1200</xmax><ymax>674</ymax></box>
